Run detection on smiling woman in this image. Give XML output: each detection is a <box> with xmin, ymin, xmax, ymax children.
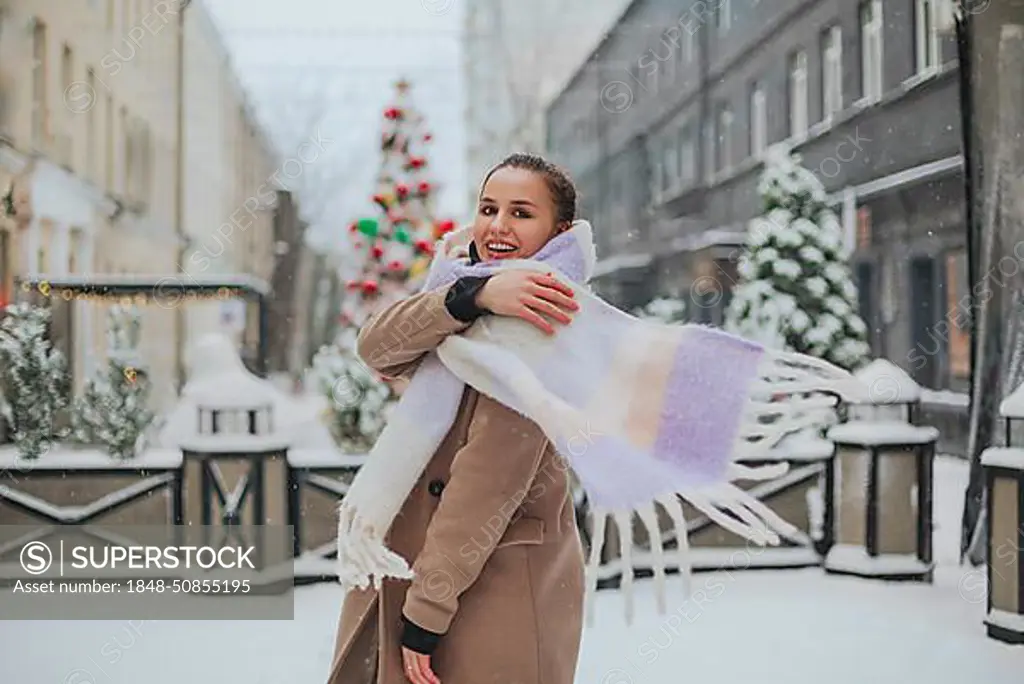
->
<box><xmin>328</xmin><ymin>153</ymin><xmax>586</xmax><ymax>684</ymax></box>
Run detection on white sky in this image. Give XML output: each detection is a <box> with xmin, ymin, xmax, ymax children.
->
<box><xmin>202</xmin><ymin>0</ymin><xmax>468</xmax><ymax>250</ymax></box>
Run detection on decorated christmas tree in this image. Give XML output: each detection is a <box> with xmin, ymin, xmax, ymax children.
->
<box><xmin>0</xmin><ymin>303</ymin><xmax>70</xmax><ymax>459</ymax></box>
<box><xmin>310</xmin><ymin>327</ymin><xmax>392</xmax><ymax>453</ymax></box>
<box><xmin>72</xmin><ymin>304</ymin><xmax>154</xmax><ymax>459</ymax></box>
<box><xmin>340</xmin><ymin>77</ymin><xmax>456</xmax><ymax>329</ymax></box>
<box><xmin>724</xmin><ymin>144</ymin><xmax>870</xmax><ymax>371</ymax></box>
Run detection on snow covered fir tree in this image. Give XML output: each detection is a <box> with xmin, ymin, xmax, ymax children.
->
<box><xmin>72</xmin><ymin>304</ymin><xmax>154</xmax><ymax>459</ymax></box>
<box><xmin>725</xmin><ymin>144</ymin><xmax>871</xmax><ymax>371</ymax></box>
<box><xmin>0</xmin><ymin>303</ymin><xmax>70</xmax><ymax>459</ymax></box>
<box><xmin>310</xmin><ymin>327</ymin><xmax>391</xmax><ymax>453</ymax></box>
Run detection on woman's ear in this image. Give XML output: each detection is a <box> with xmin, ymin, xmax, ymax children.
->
<box><xmin>555</xmin><ymin>221</ymin><xmax>570</xmax><ymax>234</ymax></box>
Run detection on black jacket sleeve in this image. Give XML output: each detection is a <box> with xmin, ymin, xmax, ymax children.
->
<box><xmin>443</xmin><ymin>275</ymin><xmax>492</xmax><ymax>323</ymax></box>
<box><xmin>400</xmin><ymin>614</ymin><xmax>444</xmax><ymax>655</ymax></box>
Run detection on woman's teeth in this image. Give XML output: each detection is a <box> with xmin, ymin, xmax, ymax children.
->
<box><xmin>487</xmin><ymin>243</ymin><xmax>516</xmax><ymax>253</ymax></box>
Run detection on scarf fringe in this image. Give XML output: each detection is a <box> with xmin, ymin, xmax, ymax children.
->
<box><xmin>336</xmin><ymin>505</ymin><xmax>415</xmax><ymax>592</ymax></box>
<box><xmin>584</xmin><ymin>462</ymin><xmax>793</xmax><ymax>626</ymax></box>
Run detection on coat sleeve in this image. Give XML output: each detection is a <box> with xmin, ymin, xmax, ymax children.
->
<box><xmin>355</xmin><ymin>278</ymin><xmax>489</xmax><ymax>380</ymax></box>
<box><xmin>401</xmin><ymin>394</ymin><xmax>549</xmax><ymax>636</ymax></box>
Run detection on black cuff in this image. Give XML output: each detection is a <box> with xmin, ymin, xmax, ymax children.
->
<box><xmin>444</xmin><ymin>275</ymin><xmax>492</xmax><ymax>323</ymax></box>
<box><xmin>401</xmin><ymin>614</ymin><xmax>444</xmax><ymax>655</ymax></box>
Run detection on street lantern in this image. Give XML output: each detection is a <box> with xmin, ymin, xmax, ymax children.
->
<box><xmin>176</xmin><ymin>346</ymin><xmax>292</xmax><ymax>574</ymax></box>
<box><xmin>979</xmin><ymin>384</ymin><xmax>1024</xmax><ymax>644</ymax></box>
<box><xmin>823</xmin><ymin>358</ymin><xmax>939</xmax><ymax>581</ymax></box>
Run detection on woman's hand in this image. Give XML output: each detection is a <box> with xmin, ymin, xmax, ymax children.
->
<box><xmin>402</xmin><ymin>646</ymin><xmax>441</xmax><ymax>684</ymax></box>
<box><xmin>474</xmin><ymin>270</ymin><xmax>579</xmax><ymax>335</ymax></box>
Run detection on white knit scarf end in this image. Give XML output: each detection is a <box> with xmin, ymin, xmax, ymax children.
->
<box><xmin>336</xmin><ymin>505</ymin><xmax>415</xmax><ymax>592</ymax></box>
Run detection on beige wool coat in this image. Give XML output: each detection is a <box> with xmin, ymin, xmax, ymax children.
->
<box><xmin>325</xmin><ymin>285</ymin><xmax>586</xmax><ymax>684</ymax></box>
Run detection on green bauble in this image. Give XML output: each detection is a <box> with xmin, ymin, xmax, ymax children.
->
<box><xmin>357</xmin><ymin>218</ymin><xmax>379</xmax><ymax>237</ymax></box>
<box><xmin>393</xmin><ymin>226</ymin><xmax>411</xmax><ymax>243</ymax></box>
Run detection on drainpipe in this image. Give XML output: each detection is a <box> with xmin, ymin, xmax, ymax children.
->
<box><xmin>173</xmin><ymin>1</ymin><xmax>189</xmax><ymax>393</ymax></box>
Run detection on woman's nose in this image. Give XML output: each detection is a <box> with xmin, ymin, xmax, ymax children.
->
<box><xmin>490</xmin><ymin>213</ymin><xmax>511</xmax><ymax>232</ymax></box>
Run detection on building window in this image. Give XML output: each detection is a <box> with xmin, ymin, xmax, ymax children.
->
<box><xmin>916</xmin><ymin>0</ymin><xmax>942</xmax><ymax>74</ymax></box>
<box><xmin>946</xmin><ymin>249</ymin><xmax>970</xmax><ymax>380</ymax></box>
<box><xmin>650</xmin><ymin>147</ymin><xmax>662</xmax><ymax>200</ymax></box>
<box><xmin>860</xmin><ymin>0</ymin><xmax>884</xmax><ymax>102</ymax></box>
<box><xmin>60</xmin><ymin>45</ymin><xmax>73</xmax><ymax>167</ymax></box>
<box><xmin>822</xmin><ymin>25</ymin><xmax>843</xmax><ymax>121</ymax></box>
<box><xmin>86</xmin><ymin>68</ymin><xmax>97</xmax><ymax>182</ymax></box>
<box><xmin>717</xmin><ymin>104</ymin><xmax>733</xmax><ymax>173</ymax></box>
<box><xmin>789</xmin><ymin>51</ymin><xmax>808</xmax><ymax>140</ymax></box>
<box><xmin>679</xmin><ymin>122</ymin><xmax>696</xmax><ymax>184</ymax></box>
<box><xmin>120</xmin><ymin>106</ymin><xmax>129</xmax><ymax>196</ymax></box>
<box><xmin>663</xmin><ymin>139</ymin><xmax>677</xmax><ymax>193</ymax></box>
<box><xmin>750</xmin><ymin>84</ymin><xmax>767</xmax><ymax>157</ymax></box>
<box><xmin>105</xmin><ymin>94</ymin><xmax>114</xmax><ymax>191</ymax></box>
<box><xmin>31</xmin><ymin>19</ymin><xmax>48</xmax><ymax>148</ymax></box>
<box><xmin>715</xmin><ymin>0</ymin><xmax>731</xmax><ymax>34</ymax></box>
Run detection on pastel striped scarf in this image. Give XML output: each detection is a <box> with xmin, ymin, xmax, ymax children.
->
<box><xmin>336</xmin><ymin>220</ymin><xmax>866</xmax><ymax>622</ymax></box>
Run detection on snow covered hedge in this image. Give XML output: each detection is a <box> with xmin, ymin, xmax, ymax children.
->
<box><xmin>633</xmin><ymin>296</ymin><xmax>687</xmax><ymax>324</ymax></box>
<box><xmin>71</xmin><ymin>305</ymin><xmax>155</xmax><ymax>459</ymax></box>
<box><xmin>725</xmin><ymin>143</ymin><xmax>870</xmax><ymax>371</ymax></box>
<box><xmin>0</xmin><ymin>303</ymin><xmax>70</xmax><ymax>459</ymax></box>
<box><xmin>310</xmin><ymin>327</ymin><xmax>393</xmax><ymax>452</ymax></box>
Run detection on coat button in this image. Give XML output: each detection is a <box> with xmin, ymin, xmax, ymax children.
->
<box><xmin>427</xmin><ymin>479</ymin><xmax>445</xmax><ymax>497</ymax></box>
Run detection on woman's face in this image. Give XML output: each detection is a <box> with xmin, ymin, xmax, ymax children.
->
<box><xmin>472</xmin><ymin>167</ymin><xmax>563</xmax><ymax>261</ymax></box>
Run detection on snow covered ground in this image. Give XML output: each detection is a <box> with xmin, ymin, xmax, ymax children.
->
<box><xmin>1</xmin><ymin>456</ymin><xmax>1021</xmax><ymax>683</ymax></box>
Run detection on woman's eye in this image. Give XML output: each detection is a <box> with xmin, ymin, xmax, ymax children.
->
<box><xmin>478</xmin><ymin>205</ymin><xmax>495</xmax><ymax>216</ymax></box>
<box><xmin>514</xmin><ymin>209</ymin><xmax>532</xmax><ymax>219</ymax></box>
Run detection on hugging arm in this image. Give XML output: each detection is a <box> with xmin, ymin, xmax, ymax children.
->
<box><xmin>355</xmin><ymin>277</ymin><xmax>492</xmax><ymax>379</ymax></box>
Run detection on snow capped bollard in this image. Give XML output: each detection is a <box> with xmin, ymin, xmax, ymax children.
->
<box><xmin>822</xmin><ymin>358</ymin><xmax>938</xmax><ymax>582</ymax></box>
<box><xmin>979</xmin><ymin>385</ymin><xmax>1024</xmax><ymax>645</ymax></box>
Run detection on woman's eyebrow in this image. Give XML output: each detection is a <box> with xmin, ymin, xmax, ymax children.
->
<box><xmin>510</xmin><ymin>199</ymin><xmax>538</xmax><ymax>208</ymax></box>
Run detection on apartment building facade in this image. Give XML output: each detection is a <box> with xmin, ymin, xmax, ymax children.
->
<box><xmin>546</xmin><ymin>0</ymin><xmax>966</xmax><ymax>393</ymax></box>
<box><xmin>0</xmin><ymin>0</ymin><xmax>276</xmax><ymax>411</ymax></box>
<box><xmin>462</xmin><ymin>0</ymin><xmax>632</xmax><ymax>213</ymax></box>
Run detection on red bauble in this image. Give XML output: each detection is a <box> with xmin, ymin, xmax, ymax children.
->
<box><xmin>361</xmin><ymin>280</ymin><xmax>380</xmax><ymax>294</ymax></box>
<box><xmin>436</xmin><ymin>219</ymin><xmax>455</xmax><ymax>236</ymax></box>
<box><xmin>408</xmin><ymin>156</ymin><xmax>425</xmax><ymax>169</ymax></box>
<box><xmin>371</xmin><ymin>243</ymin><xmax>385</xmax><ymax>259</ymax></box>
<box><xmin>413</xmin><ymin>239</ymin><xmax>433</xmax><ymax>254</ymax></box>
<box><xmin>387</xmin><ymin>260</ymin><xmax>404</xmax><ymax>271</ymax></box>
<box><xmin>417</xmin><ymin>181</ymin><xmax>431</xmax><ymax>195</ymax></box>
<box><xmin>384</xmin><ymin>107</ymin><xmax>402</xmax><ymax>120</ymax></box>
<box><xmin>423</xmin><ymin>133</ymin><xmax>432</xmax><ymax>142</ymax></box>
<box><xmin>396</xmin><ymin>183</ymin><xmax>409</xmax><ymax>198</ymax></box>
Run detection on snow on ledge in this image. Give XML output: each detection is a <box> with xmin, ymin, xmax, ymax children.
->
<box><xmin>286</xmin><ymin>449</ymin><xmax>366</xmax><ymax>469</ymax></box>
<box><xmin>824</xmin><ymin>544</ymin><xmax>932</xmax><ymax>576</ymax></box>
<box><xmin>986</xmin><ymin>608</ymin><xmax>1024</xmax><ymax>634</ymax></box>
<box><xmin>176</xmin><ymin>433</ymin><xmax>293</xmax><ymax>453</ymax></box>
<box><xmin>1000</xmin><ymin>383</ymin><xmax>1024</xmax><ymax>418</ymax></box>
<box><xmin>981</xmin><ymin>447</ymin><xmax>1024</xmax><ymax>471</ymax></box>
<box><xmin>0</xmin><ymin>446</ymin><xmax>183</xmax><ymax>470</ymax></box>
<box><xmin>827</xmin><ymin>420</ymin><xmax>939</xmax><ymax>446</ymax></box>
